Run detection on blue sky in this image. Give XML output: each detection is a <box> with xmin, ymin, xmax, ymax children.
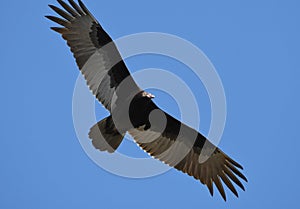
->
<box><xmin>1</xmin><ymin>0</ymin><xmax>300</xmax><ymax>208</ymax></box>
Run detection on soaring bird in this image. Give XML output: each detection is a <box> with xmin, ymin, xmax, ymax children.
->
<box><xmin>46</xmin><ymin>0</ymin><xmax>247</xmax><ymax>201</ymax></box>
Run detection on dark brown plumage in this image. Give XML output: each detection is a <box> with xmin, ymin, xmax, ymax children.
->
<box><xmin>46</xmin><ymin>0</ymin><xmax>247</xmax><ymax>201</ymax></box>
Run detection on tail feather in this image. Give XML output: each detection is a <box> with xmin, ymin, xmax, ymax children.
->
<box><xmin>88</xmin><ymin>115</ymin><xmax>125</xmax><ymax>153</ymax></box>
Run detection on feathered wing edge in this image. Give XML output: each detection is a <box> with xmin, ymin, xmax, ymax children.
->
<box><xmin>128</xmin><ymin>109</ymin><xmax>247</xmax><ymax>201</ymax></box>
<box><xmin>45</xmin><ymin>0</ymin><xmax>140</xmax><ymax>110</ymax></box>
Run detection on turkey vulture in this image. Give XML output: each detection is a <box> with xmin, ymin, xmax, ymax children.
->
<box><xmin>46</xmin><ymin>0</ymin><xmax>247</xmax><ymax>201</ymax></box>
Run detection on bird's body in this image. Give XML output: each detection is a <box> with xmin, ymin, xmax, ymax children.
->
<box><xmin>46</xmin><ymin>0</ymin><xmax>247</xmax><ymax>201</ymax></box>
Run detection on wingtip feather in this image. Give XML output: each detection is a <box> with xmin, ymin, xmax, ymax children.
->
<box><xmin>213</xmin><ymin>175</ymin><xmax>226</xmax><ymax>201</ymax></box>
<box><xmin>207</xmin><ymin>179</ymin><xmax>214</xmax><ymax>196</ymax></box>
<box><xmin>50</xmin><ymin>26</ymin><xmax>68</xmax><ymax>34</ymax></box>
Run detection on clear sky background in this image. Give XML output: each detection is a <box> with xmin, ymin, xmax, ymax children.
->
<box><xmin>1</xmin><ymin>0</ymin><xmax>300</xmax><ymax>208</ymax></box>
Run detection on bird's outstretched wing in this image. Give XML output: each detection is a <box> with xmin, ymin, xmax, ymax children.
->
<box><xmin>46</xmin><ymin>0</ymin><xmax>140</xmax><ymax>110</ymax></box>
<box><xmin>128</xmin><ymin>101</ymin><xmax>247</xmax><ymax>201</ymax></box>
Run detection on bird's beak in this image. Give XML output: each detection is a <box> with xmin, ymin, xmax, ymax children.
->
<box><xmin>147</xmin><ymin>93</ymin><xmax>155</xmax><ymax>99</ymax></box>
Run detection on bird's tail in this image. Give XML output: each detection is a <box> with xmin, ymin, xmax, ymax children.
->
<box><xmin>88</xmin><ymin>115</ymin><xmax>125</xmax><ymax>153</ymax></box>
